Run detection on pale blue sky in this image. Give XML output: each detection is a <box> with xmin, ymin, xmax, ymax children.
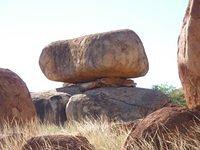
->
<box><xmin>0</xmin><ymin>0</ymin><xmax>188</xmax><ymax>92</ymax></box>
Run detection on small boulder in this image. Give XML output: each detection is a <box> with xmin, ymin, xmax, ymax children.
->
<box><xmin>123</xmin><ymin>106</ymin><xmax>200</xmax><ymax>150</ymax></box>
<box><xmin>178</xmin><ymin>0</ymin><xmax>200</xmax><ymax>109</ymax></box>
<box><xmin>66</xmin><ymin>87</ymin><xmax>169</xmax><ymax>122</ymax></box>
<box><xmin>22</xmin><ymin>135</ymin><xmax>95</xmax><ymax>150</ymax></box>
<box><xmin>31</xmin><ymin>90</ymin><xmax>70</xmax><ymax>125</ymax></box>
<box><xmin>39</xmin><ymin>29</ymin><xmax>149</xmax><ymax>83</ymax></box>
<box><xmin>0</xmin><ymin>68</ymin><xmax>36</xmax><ymax>125</ymax></box>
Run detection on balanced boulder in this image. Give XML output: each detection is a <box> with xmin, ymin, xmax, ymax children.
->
<box><xmin>66</xmin><ymin>87</ymin><xmax>169</xmax><ymax>122</ymax></box>
<box><xmin>178</xmin><ymin>0</ymin><xmax>200</xmax><ymax>109</ymax></box>
<box><xmin>39</xmin><ymin>29</ymin><xmax>149</xmax><ymax>83</ymax></box>
<box><xmin>0</xmin><ymin>68</ymin><xmax>36</xmax><ymax>125</ymax></box>
<box><xmin>22</xmin><ymin>135</ymin><xmax>95</xmax><ymax>150</ymax></box>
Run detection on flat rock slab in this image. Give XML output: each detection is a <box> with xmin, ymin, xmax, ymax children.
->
<box><xmin>39</xmin><ymin>29</ymin><xmax>149</xmax><ymax>83</ymax></box>
<box><xmin>66</xmin><ymin>87</ymin><xmax>169</xmax><ymax>122</ymax></box>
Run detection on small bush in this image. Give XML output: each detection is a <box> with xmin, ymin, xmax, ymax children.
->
<box><xmin>152</xmin><ymin>84</ymin><xmax>186</xmax><ymax>106</ymax></box>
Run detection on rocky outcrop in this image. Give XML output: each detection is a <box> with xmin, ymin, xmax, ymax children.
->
<box><xmin>39</xmin><ymin>29</ymin><xmax>149</xmax><ymax>83</ymax></box>
<box><xmin>122</xmin><ymin>106</ymin><xmax>200</xmax><ymax>150</ymax></box>
<box><xmin>22</xmin><ymin>135</ymin><xmax>95</xmax><ymax>150</ymax></box>
<box><xmin>178</xmin><ymin>0</ymin><xmax>200</xmax><ymax>109</ymax></box>
<box><xmin>0</xmin><ymin>68</ymin><xmax>36</xmax><ymax>125</ymax></box>
<box><xmin>31</xmin><ymin>90</ymin><xmax>70</xmax><ymax>125</ymax></box>
<box><xmin>66</xmin><ymin>87</ymin><xmax>169</xmax><ymax>122</ymax></box>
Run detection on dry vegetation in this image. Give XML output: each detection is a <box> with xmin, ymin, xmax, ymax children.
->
<box><xmin>0</xmin><ymin>118</ymin><xmax>200</xmax><ymax>150</ymax></box>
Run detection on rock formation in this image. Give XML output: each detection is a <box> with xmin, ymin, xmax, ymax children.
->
<box><xmin>66</xmin><ymin>87</ymin><xmax>169</xmax><ymax>122</ymax></box>
<box><xmin>22</xmin><ymin>135</ymin><xmax>95</xmax><ymax>150</ymax></box>
<box><xmin>178</xmin><ymin>0</ymin><xmax>200</xmax><ymax>109</ymax></box>
<box><xmin>39</xmin><ymin>29</ymin><xmax>149</xmax><ymax>83</ymax></box>
<box><xmin>0</xmin><ymin>68</ymin><xmax>36</xmax><ymax>125</ymax></box>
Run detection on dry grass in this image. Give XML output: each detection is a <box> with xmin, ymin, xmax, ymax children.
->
<box><xmin>0</xmin><ymin>119</ymin><xmax>200</xmax><ymax>150</ymax></box>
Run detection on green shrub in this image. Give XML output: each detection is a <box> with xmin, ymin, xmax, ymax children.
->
<box><xmin>152</xmin><ymin>84</ymin><xmax>186</xmax><ymax>106</ymax></box>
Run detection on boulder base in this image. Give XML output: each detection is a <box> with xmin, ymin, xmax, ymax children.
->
<box><xmin>66</xmin><ymin>87</ymin><xmax>169</xmax><ymax>122</ymax></box>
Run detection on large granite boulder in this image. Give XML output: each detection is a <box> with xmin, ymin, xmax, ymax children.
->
<box><xmin>122</xmin><ymin>106</ymin><xmax>200</xmax><ymax>150</ymax></box>
<box><xmin>0</xmin><ymin>68</ymin><xmax>36</xmax><ymax>125</ymax></box>
<box><xmin>178</xmin><ymin>0</ymin><xmax>200</xmax><ymax>109</ymax></box>
<box><xmin>39</xmin><ymin>29</ymin><xmax>149</xmax><ymax>83</ymax></box>
<box><xmin>66</xmin><ymin>87</ymin><xmax>169</xmax><ymax>122</ymax></box>
<box><xmin>31</xmin><ymin>90</ymin><xmax>70</xmax><ymax>125</ymax></box>
<box><xmin>22</xmin><ymin>135</ymin><xmax>95</xmax><ymax>150</ymax></box>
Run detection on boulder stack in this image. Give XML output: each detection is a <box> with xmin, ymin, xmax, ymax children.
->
<box><xmin>36</xmin><ymin>29</ymin><xmax>169</xmax><ymax>124</ymax></box>
<box><xmin>0</xmin><ymin>68</ymin><xmax>36</xmax><ymax>125</ymax></box>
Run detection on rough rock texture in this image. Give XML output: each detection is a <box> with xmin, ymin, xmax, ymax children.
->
<box><xmin>123</xmin><ymin>106</ymin><xmax>200</xmax><ymax>150</ymax></box>
<box><xmin>22</xmin><ymin>135</ymin><xmax>95</xmax><ymax>150</ymax></box>
<box><xmin>66</xmin><ymin>87</ymin><xmax>169</xmax><ymax>122</ymax></box>
<box><xmin>178</xmin><ymin>0</ymin><xmax>200</xmax><ymax>109</ymax></box>
<box><xmin>31</xmin><ymin>90</ymin><xmax>70</xmax><ymax>125</ymax></box>
<box><xmin>59</xmin><ymin>78</ymin><xmax>135</xmax><ymax>95</ymax></box>
<box><xmin>39</xmin><ymin>29</ymin><xmax>149</xmax><ymax>83</ymax></box>
<box><xmin>0</xmin><ymin>68</ymin><xmax>36</xmax><ymax>125</ymax></box>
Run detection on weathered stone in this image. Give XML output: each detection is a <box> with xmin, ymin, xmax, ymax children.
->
<box><xmin>22</xmin><ymin>135</ymin><xmax>95</xmax><ymax>150</ymax></box>
<box><xmin>123</xmin><ymin>106</ymin><xmax>200</xmax><ymax>150</ymax></box>
<box><xmin>60</xmin><ymin>78</ymin><xmax>135</xmax><ymax>94</ymax></box>
<box><xmin>178</xmin><ymin>0</ymin><xmax>200</xmax><ymax>109</ymax></box>
<box><xmin>31</xmin><ymin>90</ymin><xmax>70</xmax><ymax>125</ymax></box>
<box><xmin>0</xmin><ymin>68</ymin><xmax>36</xmax><ymax>125</ymax></box>
<box><xmin>66</xmin><ymin>87</ymin><xmax>169</xmax><ymax>122</ymax></box>
<box><xmin>39</xmin><ymin>29</ymin><xmax>149</xmax><ymax>83</ymax></box>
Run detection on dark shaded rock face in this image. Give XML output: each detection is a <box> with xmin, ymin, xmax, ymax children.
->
<box><xmin>39</xmin><ymin>29</ymin><xmax>149</xmax><ymax>83</ymax></box>
<box><xmin>0</xmin><ymin>68</ymin><xmax>36</xmax><ymax>125</ymax></box>
<box><xmin>178</xmin><ymin>0</ymin><xmax>200</xmax><ymax>109</ymax></box>
<box><xmin>31</xmin><ymin>91</ymin><xmax>70</xmax><ymax>125</ymax></box>
<box><xmin>66</xmin><ymin>87</ymin><xmax>169</xmax><ymax>122</ymax></box>
<box><xmin>22</xmin><ymin>135</ymin><xmax>95</xmax><ymax>150</ymax></box>
<box><xmin>122</xmin><ymin>106</ymin><xmax>200</xmax><ymax>150</ymax></box>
